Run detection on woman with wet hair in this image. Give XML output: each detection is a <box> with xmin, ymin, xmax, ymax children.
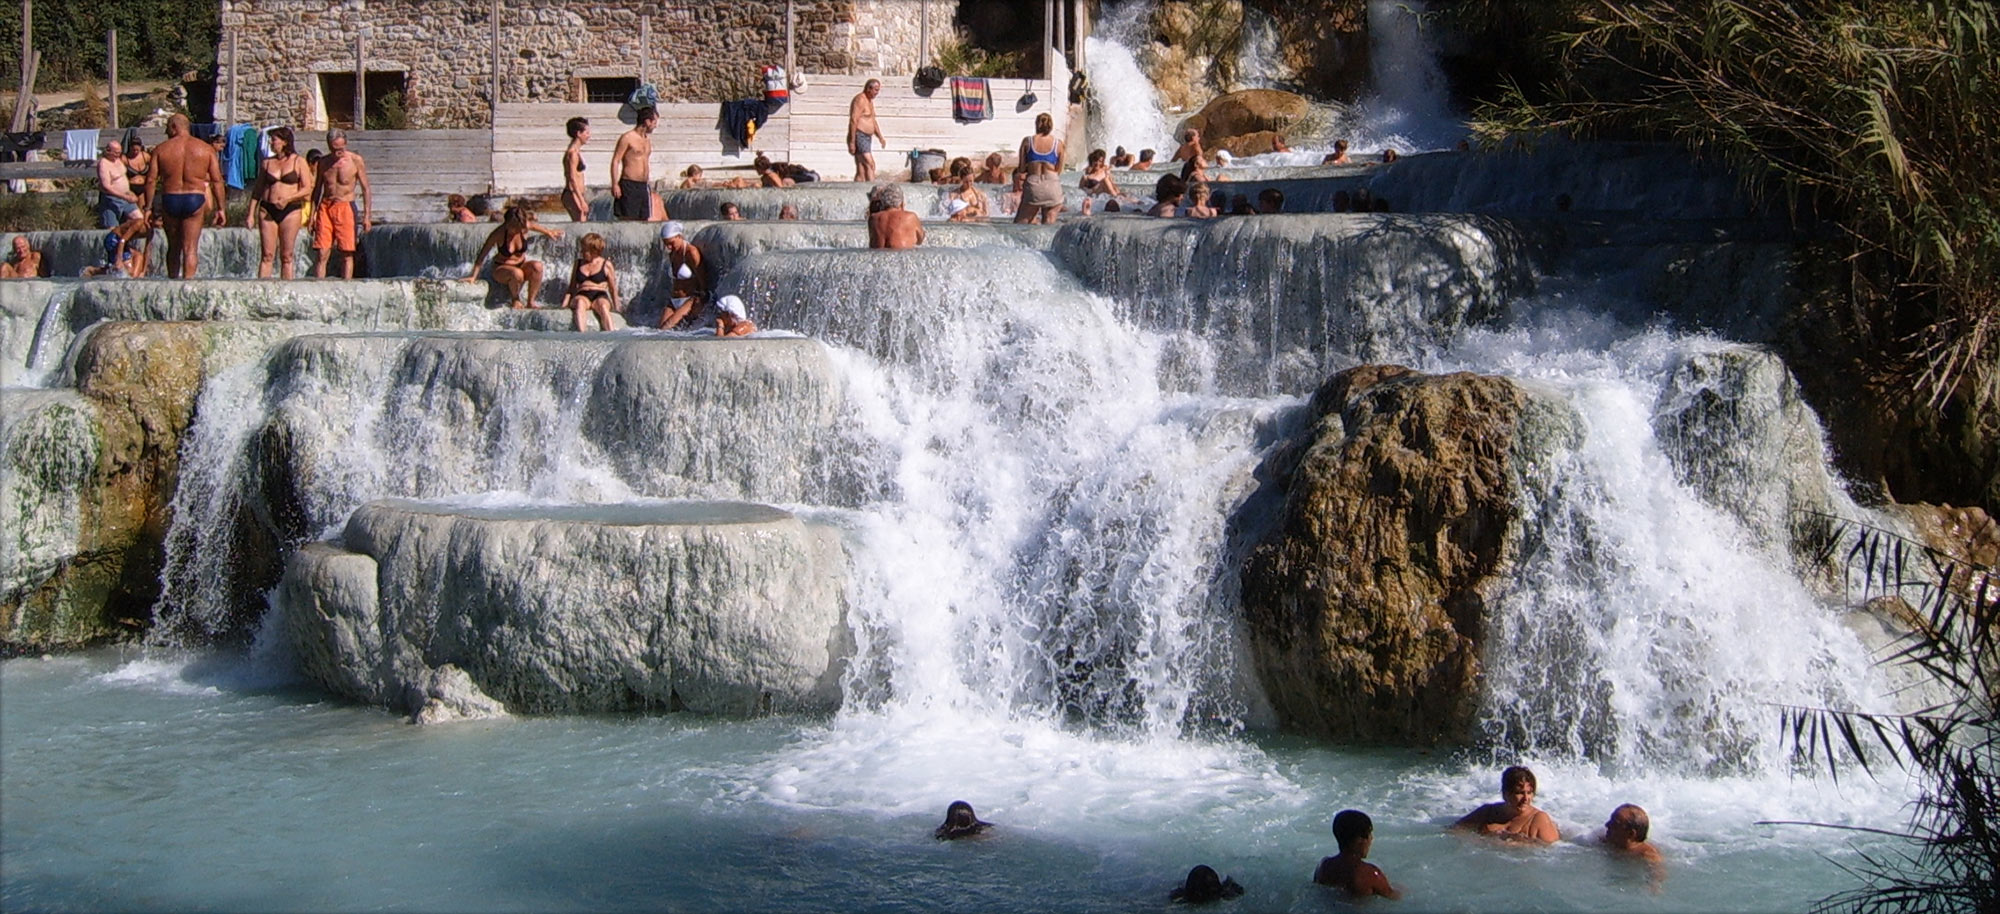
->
<box><xmin>464</xmin><ymin>204</ymin><xmax>564</xmax><ymax>308</ymax></box>
<box><xmin>1453</xmin><ymin>765</ymin><xmax>1559</xmax><ymax>844</ymax></box>
<box><xmin>934</xmin><ymin>801</ymin><xmax>993</xmax><ymax>840</ymax></box>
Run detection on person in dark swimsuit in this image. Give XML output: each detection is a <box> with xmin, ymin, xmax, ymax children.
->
<box><xmin>246</xmin><ymin>126</ymin><xmax>312</xmax><ymax>279</ymax></box>
<box><xmin>464</xmin><ymin>204</ymin><xmax>564</xmax><ymax>308</ymax></box>
<box><xmin>1079</xmin><ymin>148</ymin><xmax>1123</xmax><ymax>201</ymax></box>
<box><xmin>562</xmin><ymin>231</ymin><xmax>618</xmax><ymax>332</ymax></box>
<box><xmin>124</xmin><ymin>138</ymin><xmax>153</xmax><ymax>208</ymax></box>
<box><xmin>562</xmin><ymin>117</ymin><xmax>590</xmax><ymax>223</ymax></box>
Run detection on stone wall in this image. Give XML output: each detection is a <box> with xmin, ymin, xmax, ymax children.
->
<box><xmin>215</xmin><ymin>0</ymin><xmax>960</xmax><ymax>129</ymax></box>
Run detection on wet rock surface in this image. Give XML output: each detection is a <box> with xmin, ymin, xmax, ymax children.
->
<box><xmin>1240</xmin><ymin>365</ymin><xmax>1578</xmax><ymax>743</ymax></box>
<box><xmin>282</xmin><ymin>499</ymin><xmax>850</xmax><ymax>719</ymax></box>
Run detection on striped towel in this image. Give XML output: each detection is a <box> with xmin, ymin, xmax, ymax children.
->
<box><xmin>952</xmin><ymin>77</ymin><xmax>991</xmax><ymax>122</ymax></box>
<box><xmin>64</xmin><ymin>128</ymin><xmax>99</xmax><ymax>161</ymax></box>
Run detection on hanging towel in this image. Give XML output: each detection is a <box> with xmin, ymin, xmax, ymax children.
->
<box><xmin>64</xmin><ymin>128</ymin><xmax>100</xmax><ymax>161</ymax></box>
<box><xmin>719</xmin><ymin>98</ymin><xmax>770</xmax><ymax>147</ymax></box>
<box><xmin>951</xmin><ymin>77</ymin><xmax>991</xmax><ymax>122</ymax></box>
<box><xmin>190</xmin><ymin>122</ymin><xmax>220</xmax><ymax>141</ymax></box>
<box><xmin>224</xmin><ymin>124</ymin><xmax>260</xmax><ymax>189</ymax></box>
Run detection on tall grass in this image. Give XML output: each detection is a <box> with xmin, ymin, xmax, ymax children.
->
<box><xmin>1465</xmin><ymin>0</ymin><xmax>1999</xmax><ymax>441</ymax></box>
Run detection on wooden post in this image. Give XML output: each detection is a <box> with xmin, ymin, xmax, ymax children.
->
<box><xmin>919</xmin><ymin>0</ymin><xmax>929</xmax><ymax>73</ymax></box>
<box><xmin>225</xmin><ymin>29</ymin><xmax>237</xmax><ymax>125</ymax></box>
<box><xmin>1074</xmin><ymin>0</ymin><xmax>1088</xmax><ymax>73</ymax></box>
<box><xmin>10</xmin><ymin>0</ymin><xmax>29</xmax><ymax>132</ymax></box>
<box><xmin>1055</xmin><ymin>0</ymin><xmax>1065</xmax><ymax>68</ymax></box>
<box><xmin>1047</xmin><ymin>0</ymin><xmax>1057</xmax><ymax>79</ymax></box>
<box><xmin>353</xmin><ymin>33</ymin><xmax>365</xmax><ymax>129</ymax></box>
<box><xmin>639</xmin><ymin>15</ymin><xmax>649</xmax><ymax>87</ymax></box>
<box><xmin>106</xmin><ymin>29</ymin><xmax>117</xmax><ymax>129</ymax></box>
<box><xmin>490</xmin><ymin>0</ymin><xmax>500</xmax><ymax>121</ymax></box>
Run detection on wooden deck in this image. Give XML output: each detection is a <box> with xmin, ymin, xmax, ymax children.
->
<box><xmin>2</xmin><ymin>62</ymin><xmax>1081</xmax><ymax>221</ymax></box>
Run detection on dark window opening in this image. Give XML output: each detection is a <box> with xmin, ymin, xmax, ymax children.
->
<box><xmin>320</xmin><ymin>71</ymin><xmax>409</xmax><ymax>129</ymax></box>
<box><xmin>583</xmin><ymin>77</ymin><xmax>639</xmax><ymax>105</ymax></box>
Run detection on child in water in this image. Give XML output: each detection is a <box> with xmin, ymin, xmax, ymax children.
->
<box><xmin>1314</xmin><ymin>810</ymin><xmax>1400</xmax><ymax>899</ymax></box>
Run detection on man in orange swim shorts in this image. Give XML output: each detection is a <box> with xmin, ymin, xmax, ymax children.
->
<box><xmin>310</xmin><ymin>129</ymin><xmax>371</xmax><ymax>278</ymax></box>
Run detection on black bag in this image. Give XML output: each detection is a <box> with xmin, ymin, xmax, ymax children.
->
<box><xmin>916</xmin><ymin>66</ymin><xmax>946</xmax><ymax>90</ymax></box>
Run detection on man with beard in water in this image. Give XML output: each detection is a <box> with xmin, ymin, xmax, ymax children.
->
<box><xmin>1453</xmin><ymin>765</ymin><xmax>1559</xmax><ymax>844</ymax></box>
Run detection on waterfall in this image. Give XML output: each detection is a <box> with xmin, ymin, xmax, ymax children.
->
<box><xmin>1347</xmin><ymin>0</ymin><xmax>1465</xmax><ymax>153</ymax></box>
<box><xmin>1236</xmin><ymin>8</ymin><xmax>1288</xmax><ymax>90</ymax></box>
<box><xmin>22</xmin><ymin>290</ymin><xmax>73</xmax><ymax>387</ymax></box>
<box><xmin>1423</xmin><ymin>311</ymin><xmax>1884</xmax><ymax>772</ymax></box>
<box><xmin>1084</xmin><ymin>0</ymin><xmax>1174</xmax><ymax>158</ymax></box>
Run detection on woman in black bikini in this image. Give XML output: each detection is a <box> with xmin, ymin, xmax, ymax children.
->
<box><xmin>1079</xmin><ymin>148</ymin><xmax>1124</xmax><ymax>201</ymax></box>
<box><xmin>464</xmin><ymin>204</ymin><xmax>564</xmax><ymax>308</ymax></box>
<box><xmin>561</xmin><ymin>117</ymin><xmax>590</xmax><ymax>222</ymax></box>
<box><xmin>562</xmin><ymin>232</ymin><xmax>619</xmax><ymax>332</ymax></box>
<box><xmin>124</xmin><ymin>138</ymin><xmax>153</xmax><ymax>208</ymax></box>
<box><xmin>246</xmin><ymin>126</ymin><xmax>312</xmax><ymax>279</ymax></box>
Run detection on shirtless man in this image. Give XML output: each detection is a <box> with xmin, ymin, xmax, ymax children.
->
<box><xmin>96</xmin><ymin>140</ymin><xmax>141</xmax><ymax>228</ymax></box>
<box><xmin>848</xmin><ymin>79</ymin><xmax>884</xmax><ymax>182</ymax></box>
<box><xmin>0</xmin><ymin>236</ymin><xmax>46</xmax><ymax>277</ymax></box>
<box><xmin>150</xmin><ymin>113</ymin><xmax>227</xmax><ymax>279</ymax></box>
<box><xmin>656</xmin><ymin>221</ymin><xmax>708</xmax><ymax>330</ymax></box>
<box><xmin>1602</xmin><ymin>804</ymin><xmax>1662</xmax><ymax>863</ymax></box>
<box><xmin>1313</xmin><ymin>810</ymin><xmax>1401</xmax><ymax>900</ymax></box>
<box><xmin>865</xmin><ymin>184</ymin><xmax>923</xmax><ymax>249</ymax></box>
<box><xmin>1452</xmin><ymin>766</ymin><xmax>1559</xmax><ymax>845</ymax></box>
<box><xmin>311</xmin><ymin>129</ymin><xmax>372</xmax><ymax>279</ymax></box>
<box><xmin>1171</xmin><ymin>127</ymin><xmax>1205</xmax><ymax>164</ymax></box>
<box><xmin>610</xmin><ymin>107</ymin><xmax>658</xmax><ymax>222</ymax></box>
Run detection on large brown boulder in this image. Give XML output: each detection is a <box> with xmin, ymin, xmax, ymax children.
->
<box><xmin>1240</xmin><ymin>365</ymin><xmax>1577</xmax><ymax>743</ymax></box>
<box><xmin>1178</xmin><ymin>89</ymin><xmax>1311</xmax><ymax>150</ymax></box>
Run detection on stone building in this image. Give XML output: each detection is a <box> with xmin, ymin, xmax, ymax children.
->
<box><xmin>214</xmin><ymin>0</ymin><xmax>960</xmax><ymax>128</ymax></box>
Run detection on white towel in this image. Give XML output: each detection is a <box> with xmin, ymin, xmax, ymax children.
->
<box><xmin>64</xmin><ymin>129</ymin><xmax>99</xmax><ymax>161</ymax></box>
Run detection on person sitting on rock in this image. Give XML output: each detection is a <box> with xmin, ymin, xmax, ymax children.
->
<box><xmin>1169</xmin><ymin>865</ymin><xmax>1244</xmax><ymax>903</ymax></box>
<box><xmin>713</xmin><ymin>294</ymin><xmax>757</xmax><ymax>337</ymax></box>
<box><xmin>447</xmin><ymin>193</ymin><xmax>478</xmax><ymax>223</ymax></box>
<box><xmin>679</xmin><ymin>164</ymin><xmax>709</xmax><ymax>189</ymax></box>
<box><xmin>1453</xmin><ymin>765</ymin><xmax>1559</xmax><ymax>845</ymax></box>
<box><xmin>1313</xmin><ymin>810</ymin><xmax>1400</xmax><ymax>899</ymax></box>
<box><xmin>1149</xmin><ymin>174</ymin><xmax>1186</xmax><ymax>217</ymax></box>
<box><xmin>463</xmin><ymin>204</ymin><xmax>563</xmax><ymax>308</ymax></box>
<box><xmin>935</xmin><ymin>801</ymin><xmax>993</xmax><ymax>840</ymax></box>
<box><xmin>1172</xmin><ymin>127</ymin><xmax>1205</xmax><ymax>164</ymax></box>
<box><xmin>562</xmin><ymin>231</ymin><xmax>618</xmax><ymax>332</ymax></box>
<box><xmin>0</xmin><ymin>235</ymin><xmax>47</xmax><ymax>278</ymax></box>
<box><xmin>657</xmin><ymin>220</ymin><xmax>707</xmax><ymax>330</ymax></box>
<box><xmin>975</xmin><ymin>151</ymin><xmax>1008</xmax><ymax>184</ymax></box>
<box><xmin>866</xmin><ymin>184</ymin><xmax>925</xmax><ymax>249</ymax></box>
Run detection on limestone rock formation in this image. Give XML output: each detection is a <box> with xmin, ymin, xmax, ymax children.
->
<box><xmin>1651</xmin><ymin>345</ymin><xmax>1846</xmax><ymax>557</ymax></box>
<box><xmin>1240</xmin><ymin>365</ymin><xmax>1578</xmax><ymax>743</ymax></box>
<box><xmin>281</xmin><ymin>499</ymin><xmax>851</xmax><ymax>720</ymax></box>
<box><xmin>1177</xmin><ymin>89</ymin><xmax>1312</xmax><ymax>151</ymax></box>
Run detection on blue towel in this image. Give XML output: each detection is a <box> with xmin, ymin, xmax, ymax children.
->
<box><xmin>224</xmin><ymin>124</ymin><xmax>259</xmax><ymax>189</ymax></box>
<box><xmin>64</xmin><ymin>129</ymin><xmax>99</xmax><ymax>161</ymax></box>
<box><xmin>719</xmin><ymin>98</ymin><xmax>771</xmax><ymax>147</ymax></box>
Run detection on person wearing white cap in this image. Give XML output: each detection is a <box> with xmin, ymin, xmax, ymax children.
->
<box><xmin>713</xmin><ymin>294</ymin><xmax>758</xmax><ymax>337</ymax></box>
<box><xmin>950</xmin><ymin>171</ymin><xmax>989</xmax><ymax>221</ymax></box>
<box><xmin>1213</xmin><ymin>148</ymin><xmax>1234</xmax><ymax>168</ymax></box>
<box><xmin>657</xmin><ymin>220</ymin><xmax>707</xmax><ymax>330</ymax></box>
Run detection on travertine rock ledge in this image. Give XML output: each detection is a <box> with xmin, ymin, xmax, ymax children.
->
<box><xmin>281</xmin><ymin>498</ymin><xmax>850</xmax><ymax>722</ymax></box>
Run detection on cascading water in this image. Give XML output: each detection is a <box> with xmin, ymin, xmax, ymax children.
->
<box><xmin>20</xmin><ymin>290</ymin><xmax>73</xmax><ymax>387</ymax></box>
<box><xmin>1085</xmin><ymin>0</ymin><xmax>1174</xmax><ymax>158</ymax></box>
<box><xmin>1346</xmin><ymin>0</ymin><xmax>1466</xmax><ymax>153</ymax></box>
<box><xmin>1419</xmin><ymin>311</ymin><xmax>1886</xmax><ymax>773</ymax></box>
<box><xmin>1236</xmin><ymin>8</ymin><xmax>1289</xmax><ymax>91</ymax></box>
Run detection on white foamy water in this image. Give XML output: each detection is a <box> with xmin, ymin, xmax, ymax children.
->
<box><xmin>1340</xmin><ymin>0</ymin><xmax>1468</xmax><ymax>154</ymax></box>
<box><xmin>1085</xmin><ymin>0</ymin><xmax>1175</xmax><ymax>157</ymax></box>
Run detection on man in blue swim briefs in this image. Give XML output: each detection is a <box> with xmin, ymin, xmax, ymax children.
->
<box><xmin>848</xmin><ymin>78</ymin><xmax>884</xmax><ymax>182</ymax></box>
<box><xmin>149</xmin><ymin>114</ymin><xmax>226</xmax><ymax>279</ymax></box>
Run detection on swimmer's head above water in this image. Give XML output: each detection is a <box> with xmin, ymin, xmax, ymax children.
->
<box><xmin>934</xmin><ymin>800</ymin><xmax>992</xmax><ymax>840</ymax></box>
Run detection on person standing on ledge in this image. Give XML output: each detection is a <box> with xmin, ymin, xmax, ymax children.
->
<box><xmin>1014</xmin><ymin>112</ymin><xmax>1065</xmax><ymax>225</ymax></box>
<box><xmin>310</xmin><ymin>129</ymin><xmax>372</xmax><ymax>279</ymax></box>
<box><xmin>96</xmin><ymin>140</ymin><xmax>140</xmax><ymax>228</ymax></box>
<box><xmin>866</xmin><ymin>185</ymin><xmax>924</xmax><ymax>249</ymax></box>
<box><xmin>611</xmin><ymin>107</ymin><xmax>658</xmax><ymax>222</ymax></box>
<box><xmin>151</xmin><ymin>114</ymin><xmax>227</xmax><ymax>280</ymax></box>
<box><xmin>848</xmin><ymin>78</ymin><xmax>884</xmax><ymax>182</ymax></box>
<box><xmin>561</xmin><ymin>116</ymin><xmax>591</xmax><ymax>223</ymax></box>
<box><xmin>1453</xmin><ymin>765</ymin><xmax>1559</xmax><ymax>845</ymax></box>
